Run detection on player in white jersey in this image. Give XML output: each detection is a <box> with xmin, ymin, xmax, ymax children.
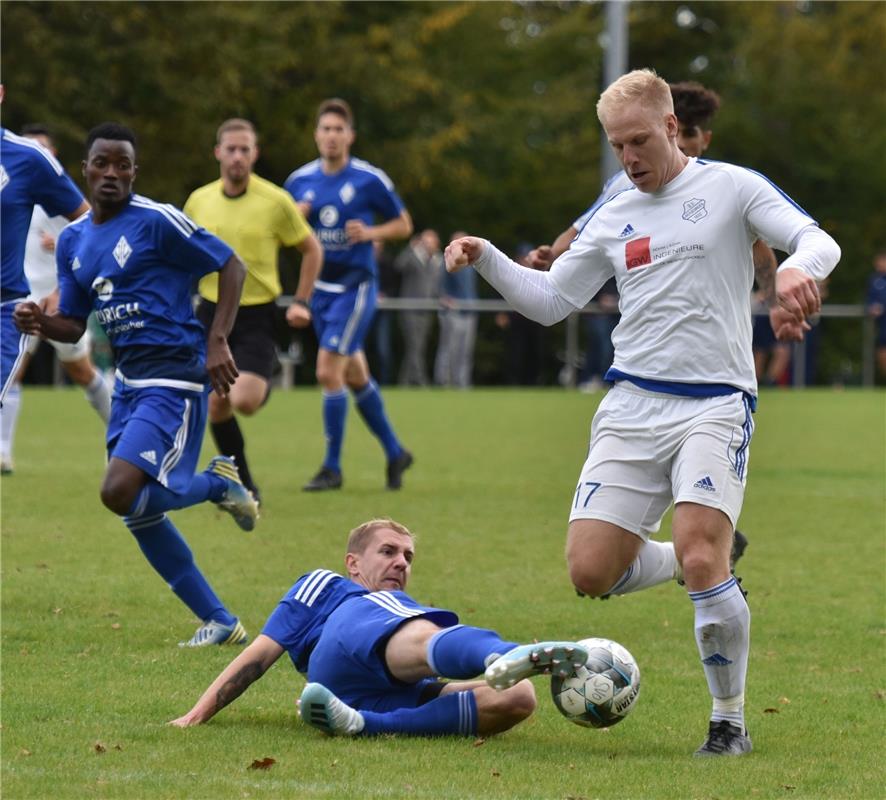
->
<box><xmin>445</xmin><ymin>69</ymin><xmax>840</xmax><ymax>756</ymax></box>
<box><xmin>0</xmin><ymin>126</ymin><xmax>112</xmax><ymax>475</ymax></box>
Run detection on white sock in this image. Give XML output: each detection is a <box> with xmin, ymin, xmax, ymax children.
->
<box><xmin>84</xmin><ymin>370</ymin><xmax>112</xmax><ymax>423</ymax></box>
<box><xmin>689</xmin><ymin>577</ymin><xmax>750</xmax><ymax>729</ymax></box>
<box><xmin>1</xmin><ymin>383</ymin><xmax>22</xmax><ymax>464</ymax></box>
<box><xmin>607</xmin><ymin>540</ymin><xmax>679</xmax><ymax>595</ymax></box>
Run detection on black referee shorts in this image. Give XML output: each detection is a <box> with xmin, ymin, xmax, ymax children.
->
<box><xmin>196</xmin><ymin>299</ymin><xmax>278</xmax><ymax>382</ymax></box>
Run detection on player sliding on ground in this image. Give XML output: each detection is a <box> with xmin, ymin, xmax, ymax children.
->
<box><xmin>171</xmin><ymin>518</ymin><xmax>588</xmax><ymax>737</ymax></box>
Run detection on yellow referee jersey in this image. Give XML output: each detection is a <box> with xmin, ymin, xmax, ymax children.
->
<box><xmin>184</xmin><ymin>174</ymin><xmax>312</xmax><ymax>305</ymax></box>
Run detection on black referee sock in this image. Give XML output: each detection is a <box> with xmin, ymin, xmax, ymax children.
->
<box><xmin>210</xmin><ymin>417</ymin><xmax>256</xmax><ymax>491</ymax></box>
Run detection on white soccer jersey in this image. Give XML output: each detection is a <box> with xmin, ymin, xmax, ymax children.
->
<box><xmin>549</xmin><ymin>158</ymin><xmax>817</xmax><ymax>396</ymax></box>
<box><xmin>572</xmin><ymin>171</ymin><xmax>633</xmax><ymax>231</ymax></box>
<box><xmin>24</xmin><ymin>205</ymin><xmax>68</xmax><ymax>300</ymax></box>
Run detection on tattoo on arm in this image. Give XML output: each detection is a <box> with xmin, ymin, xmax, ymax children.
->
<box><xmin>213</xmin><ymin>661</ymin><xmax>264</xmax><ymax>713</ymax></box>
<box><xmin>753</xmin><ymin>244</ymin><xmax>778</xmax><ymax>306</ymax></box>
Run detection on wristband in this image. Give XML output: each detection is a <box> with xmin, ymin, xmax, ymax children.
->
<box><xmin>292</xmin><ymin>298</ymin><xmax>311</xmax><ymax>310</ymax></box>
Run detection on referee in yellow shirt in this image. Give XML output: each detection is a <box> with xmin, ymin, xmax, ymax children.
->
<box><xmin>185</xmin><ymin>118</ymin><xmax>322</xmax><ymax>505</ymax></box>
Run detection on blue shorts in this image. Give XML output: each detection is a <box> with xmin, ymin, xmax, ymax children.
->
<box><xmin>307</xmin><ymin>591</ymin><xmax>459</xmax><ymax>712</ymax></box>
<box><xmin>107</xmin><ymin>380</ymin><xmax>208</xmax><ymax>495</ymax></box>
<box><xmin>1</xmin><ymin>302</ymin><xmax>31</xmax><ymax>405</ymax></box>
<box><xmin>312</xmin><ymin>280</ymin><xmax>377</xmax><ymax>356</ymax></box>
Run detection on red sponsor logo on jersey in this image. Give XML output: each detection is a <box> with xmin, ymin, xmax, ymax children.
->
<box><xmin>625</xmin><ymin>237</ymin><xmax>652</xmax><ymax>270</ymax></box>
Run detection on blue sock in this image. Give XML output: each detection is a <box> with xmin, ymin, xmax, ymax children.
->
<box><xmin>361</xmin><ymin>691</ymin><xmax>477</xmax><ymax>737</ymax></box>
<box><xmin>123</xmin><ymin>513</ymin><xmax>234</xmax><ymax>625</ymax></box>
<box><xmin>128</xmin><ymin>473</ymin><xmax>226</xmax><ymax>517</ymax></box>
<box><xmin>322</xmin><ymin>389</ymin><xmax>348</xmax><ymax>472</ymax></box>
<box><xmin>353</xmin><ymin>380</ymin><xmax>401</xmax><ymax>461</ymax></box>
<box><xmin>427</xmin><ymin>625</ymin><xmax>518</xmax><ymax>679</ymax></box>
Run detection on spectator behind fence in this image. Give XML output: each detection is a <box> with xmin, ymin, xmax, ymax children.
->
<box><xmin>865</xmin><ymin>250</ymin><xmax>886</xmax><ymax>379</ymax></box>
<box><xmin>394</xmin><ymin>229</ymin><xmax>443</xmax><ymax>387</ymax></box>
<box><xmin>365</xmin><ymin>241</ymin><xmax>399</xmax><ymax>385</ymax></box>
<box><xmin>577</xmin><ymin>277</ymin><xmax>619</xmax><ymax>393</ymax></box>
<box><xmin>434</xmin><ymin>230</ymin><xmax>478</xmax><ymax>388</ymax></box>
<box><xmin>494</xmin><ymin>244</ymin><xmax>547</xmax><ymax>386</ymax></box>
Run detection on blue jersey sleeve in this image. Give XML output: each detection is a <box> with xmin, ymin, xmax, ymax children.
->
<box><xmin>56</xmin><ymin>226</ymin><xmax>92</xmax><ymax>320</ymax></box>
<box><xmin>367</xmin><ymin>173</ymin><xmax>405</xmax><ymax>222</ymax></box>
<box><xmin>152</xmin><ymin>205</ymin><xmax>233</xmax><ymax>278</ymax></box>
<box><xmin>31</xmin><ymin>149</ymin><xmax>84</xmax><ymax>220</ymax></box>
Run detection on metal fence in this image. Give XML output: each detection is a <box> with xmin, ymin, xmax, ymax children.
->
<box><xmin>277</xmin><ymin>296</ymin><xmax>877</xmax><ymax>389</ymax></box>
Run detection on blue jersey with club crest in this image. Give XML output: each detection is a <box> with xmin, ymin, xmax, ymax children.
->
<box><xmin>56</xmin><ymin>194</ymin><xmax>233</xmax><ymax>384</ymax></box>
<box><xmin>284</xmin><ymin>158</ymin><xmax>404</xmax><ymax>288</ymax></box>
<box><xmin>0</xmin><ymin>128</ymin><xmax>85</xmax><ymax>302</ymax></box>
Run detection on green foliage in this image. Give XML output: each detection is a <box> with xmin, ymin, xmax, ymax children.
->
<box><xmin>2</xmin><ymin>1</ymin><xmax>883</xmax><ymax>372</ymax></box>
<box><xmin>2</xmin><ymin>388</ymin><xmax>885</xmax><ymax>799</ymax></box>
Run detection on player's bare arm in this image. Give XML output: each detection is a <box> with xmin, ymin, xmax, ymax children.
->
<box><xmin>444</xmin><ymin>236</ymin><xmax>486</xmax><ymax>273</ymax></box>
<box><xmin>13</xmin><ymin>302</ymin><xmax>86</xmax><ymax>343</ymax></box>
<box><xmin>751</xmin><ymin>240</ymin><xmax>807</xmax><ymax>342</ymax></box>
<box><xmin>285</xmin><ymin>233</ymin><xmax>323</xmax><ymax>329</ymax></box>
<box><xmin>169</xmin><ymin>635</ymin><xmax>284</xmax><ymax>727</ymax></box>
<box><xmin>345</xmin><ymin>209</ymin><xmax>413</xmax><ymax>245</ymax></box>
<box><xmin>529</xmin><ymin>225</ymin><xmax>580</xmax><ymax>270</ymax></box>
<box><xmin>205</xmin><ymin>253</ymin><xmax>246</xmax><ymax>396</ymax></box>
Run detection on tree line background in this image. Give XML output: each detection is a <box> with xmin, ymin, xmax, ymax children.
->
<box><xmin>3</xmin><ymin>0</ymin><xmax>884</xmax><ymax>383</ymax></box>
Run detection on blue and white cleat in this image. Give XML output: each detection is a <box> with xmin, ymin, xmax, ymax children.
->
<box><xmin>207</xmin><ymin>455</ymin><xmax>259</xmax><ymax>532</ymax></box>
<box><xmin>299</xmin><ymin>682</ymin><xmax>365</xmax><ymax>736</ymax></box>
<box><xmin>484</xmin><ymin>641</ymin><xmax>589</xmax><ymax>690</ymax></box>
<box><xmin>178</xmin><ymin>618</ymin><xmax>249</xmax><ymax>648</ymax></box>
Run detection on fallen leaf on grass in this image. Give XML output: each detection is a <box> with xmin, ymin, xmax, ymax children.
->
<box><xmin>248</xmin><ymin>757</ymin><xmax>276</xmax><ymax>770</ymax></box>
<box><xmin>779</xmin><ymin>697</ymin><xmax>791</xmax><ymax>704</ymax></box>
<box><xmin>94</xmin><ymin>742</ymin><xmax>106</xmax><ymax>753</ymax></box>
<box><xmin>472</xmin><ymin>738</ymin><xmax>486</xmax><ymax>747</ymax></box>
<box><xmin>763</xmin><ymin>708</ymin><xmax>779</xmax><ymax>714</ymax></box>
<box><xmin>114</xmin><ymin>744</ymin><xmax>123</xmax><ymax>751</ymax></box>
<box><xmin>491</xmin><ymin>770</ymin><xmax>501</xmax><ymax>778</ymax></box>
<box><xmin>874</xmin><ymin>690</ymin><xmax>885</xmax><ymax>701</ymax></box>
<box><xmin>19</xmin><ymin>748</ymin><xmax>32</xmax><ymax>757</ymax></box>
<box><xmin>783</xmin><ymin>786</ymin><xmax>796</xmax><ymax>791</ymax></box>
<box><xmin>52</xmin><ymin>608</ymin><xmax>63</xmax><ymax>615</ymax></box>
<box><xmin>111</xmin><ymin>623</ymin><xmax>121</xmax><ymax>630</ymax></box>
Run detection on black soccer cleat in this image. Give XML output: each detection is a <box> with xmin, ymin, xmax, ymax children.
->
<box><xmin>694</xmin><ymin>720</ymin><xmax>753</xmax><ymax>757</ymax></box>
<box><xmin>302</xmin><ymin>467</ymin><xmax>343</xmax><ymax>492</ymax></box>
<box><xmin>386</xmin><ymin>449</ymin><xmax>413</xmax><ymax>490</ymax></box>
<box><xmin>730</xmin><ymin>529</ymin><xmax>748</xmax><ymax>571</ymax></box>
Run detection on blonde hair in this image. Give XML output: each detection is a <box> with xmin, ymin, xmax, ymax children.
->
<box><xmin>216</xmin><ymin>118</ymin><xmax>257</xmax><ymax>145</ymax></box>
<box><xmin>346</xmin><ymin>518</ymin><xmax>413</xmax><ymax>555</ymax></box>
<box><xmin>597</xmin><ymin>68</ymin><xmax>674</xmax><ymax>126</ymax></box>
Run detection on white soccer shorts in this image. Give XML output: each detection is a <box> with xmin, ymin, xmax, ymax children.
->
<box><xmin>569</xmin><ymin>382</ymin><xmax>754</xmax><ymax>537</ymax></box>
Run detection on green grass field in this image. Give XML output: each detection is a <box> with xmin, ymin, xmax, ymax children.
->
<box><xmin>2</xmin><ymin>387</ymin><xmax>884</xmax><ymax>800</ymax></box>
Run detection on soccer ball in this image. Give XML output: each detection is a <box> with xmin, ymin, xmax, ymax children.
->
<box><xmin>550</xmin><ymin>637</ymin><xmax>640</xmax><ymax>728</ymax></box>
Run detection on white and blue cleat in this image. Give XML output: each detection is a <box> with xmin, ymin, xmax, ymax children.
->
<box><xmin>299</xmin><ymin>682</ymin><xmax>365</xmax><ymax>736</ymax></box>
<box><xmin>484</xmin><ymin>641</ymin><xmax>589</xmax><ymax>690</ymax></box>
<box><xmin>178</xmin><ymin>618</ymin><xmax>248</xmax><ymax>648</ymax></box>
<box><xmin>207</xmin><ymin>455</ymin><xmax>259</xmax><ymax>532</ymax></box>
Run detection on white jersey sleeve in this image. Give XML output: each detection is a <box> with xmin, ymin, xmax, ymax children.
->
<box><xmin>24</xmin><ymin>206</ymin><xmax>69</xmax><ymax>300</ymax></box>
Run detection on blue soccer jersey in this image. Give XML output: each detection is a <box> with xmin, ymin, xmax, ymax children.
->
<box><xmin>0</xmin><ymin>128</ymin><xmax>84</xmax><ymax>302</ymax></box>
<box><xmin>261</xmin><ymin>569</ymin><xmax>369</xmax><ymax>673</ymax></box>
<box><xmin>56</xmin><ymin>194</ymin><xmax>233</xmax><ymax>384</ymax></box>
<box><xmin>284</xmin><ymin>158</ymin><xmax>404</xmax><ymax>287</ymax></box>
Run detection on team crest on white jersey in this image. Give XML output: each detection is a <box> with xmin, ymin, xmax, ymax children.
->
<box><xmin>682</xmin><ymin>198</ymin><xmax>708</xmax><ymax>223</ymax></box>
<box><xmin>72</xmin><ymin>257</ymin><xmax>82</xmax><ymax>271</ymax></box>
<box><xmin>0</xmin><ymin>165</ymin><xmax>8</xmax><ymax>192</ymax></box>
<box><xmin>92</xmin><ymin>276</ymin><xmax>114</xmax><ymax>301</ymax></box>
<box><xmin>113</xmin><ymin>235</ymin><xmax>133</xmax><ymax>268</ymax></box>
<box><xmin>339</xmin><ymin>181</ymin><xmax>355</xmax><ymax>204</ymax></box>
<box><xmin>319</xmin><ymin>205</ymin><xmax>339</xmax><ymax>227</ymax></box>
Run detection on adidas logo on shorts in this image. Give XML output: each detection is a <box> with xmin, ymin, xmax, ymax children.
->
<box><xmin>139</xmin><ymin>450</ymin><xmax>158</xmax><ymax>465</ymax></box>
<box><xmin>693</xmin><ymin>476</ymin><xmax>716</xmax><ymax>492</ymax></box>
